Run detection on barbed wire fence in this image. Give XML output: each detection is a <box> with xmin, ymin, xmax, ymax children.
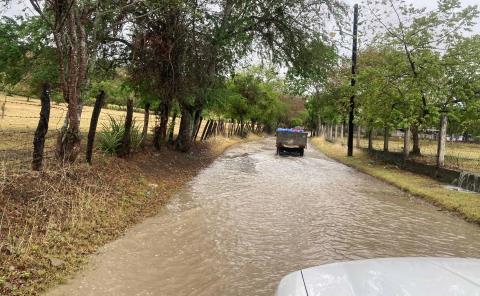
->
<box><xmin>323</xmin><ymin>124</ymin><xmax>480</xmax><ymax>173</ymax></box>
<box><xmin>0</xmin><ymin>94</ymin><xmax>262</xmax><ymax>176</ymax></box>
<box><xmin>0</xmin><ymin>100</ymin><xmax>60</xmax><ymax>173</ymax></box>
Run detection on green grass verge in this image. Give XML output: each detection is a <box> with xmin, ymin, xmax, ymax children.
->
<box><xmin>311</xmin><ymin>138</ymin><xmax>480</xmax><ymax>225</ymax></box>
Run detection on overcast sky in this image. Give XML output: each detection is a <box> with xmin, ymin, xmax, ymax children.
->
<box><xmin>2</xmin><ymin>0</ymin><xmax>479</xmax><ymax>60</ymax></box>
<box><xmin>3</xmin><ymin>0</ymin><xmax>479</xmax><ymax>31</ymax></box>
<box><xmin>343</xmin><ymin>0</ymin><xmax>480</xmax><ymax>32</ymax></box>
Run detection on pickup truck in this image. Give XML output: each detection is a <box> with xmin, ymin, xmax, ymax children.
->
<box><xmin>276</xmin><ymin>128</ymin><xmax>308</xmax><ymax>156</ymax></box>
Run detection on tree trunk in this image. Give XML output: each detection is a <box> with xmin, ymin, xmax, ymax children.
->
<box><xmin>228</xmin><ymin>120</ymin><xmax>233</xmax><ymax>137</ymax></box>
<box><xmin>317</xmin><ymin>118</ymin><xmax>321</xmax><ymax>137</ymax></box>
<box><xmin>118</xmin><ymin>99</ymin><xmax>133</xmax><ymax>157</ymax></box>
<box><xmin>86</xmin><ymin>90</ymin><xmax>105</xmax><ymax>164</ymax></box>
<box><xmin>403</xmin><ymin>127</ymin><xmax>410</xmax><ymax>160</ymax></box>
<box><xmin>176</xmin><ymin>107</ymin><xmax>194</xmax><ymax>152</ymax></box>
<box><xmin>356</xmin><ymin>125</ymin><xmax>361</xmax><ymax>147</ymax></box>
<box><xmin>437</xmin><ymin>113</ymin><xmax>448</xmax><ymax>168</ymax></box>
<box><xmin>153</xmin><ymin>125</ymin><xmax>161</xmax><ymax>149</ymax></box>
<box><xmin>383</xmin><ymin>127</ymin><xmax>389</xmax><ymax>152</ymax></box>
<box><xmin>411</xmin><ymin>124</ymin><xmax>421</xmax><ymax>155</ymax></box>
<box><xmin>141</xmin><ymin>103</ymin><xmax>150</xmax><ymax>148</ymax></box>
<box><xmin>211</xmin><ymin>121</ymin><xmax>218</xmax><ymax>137</ymax></box>
<box><xmin>340</xmin><ymin>124</ymin><xmax>344</xmax><ymax>143</ymax></box>
<box><xmin>368</xmin><ymin>128</ymin><xmax>373</xmax><ymax>152</ymax></box>
<box><xmin>54</xmin><ymin>7</ymin><xmax>88</xmax><ymax>164</ymax></box>
<box><xmin>168</xmin><ymin>111</ymin><xmax>178</xmax><ymax>145</ymax></box>
<box><xmin>240</xmin><ymin>119</ymin><xmax>245</xmax><ymax>138</ymax></box>
<box><xmin>154</xmin><ymin>102</ymin><xmax>171</xmax><ymax>150</ymax></box>
<box><xmin>32</xmin><ymin>83</ymin><xmax>51</xmax><ymax>171</ymax></box>
<box><xmin>56</xmin><ymin>106</ymin><xmax>82</xmax><ymax>163</ymax></box>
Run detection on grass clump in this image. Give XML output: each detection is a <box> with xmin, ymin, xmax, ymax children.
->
<box><xmin>311</xmin><ymin>137</ymin><xmax>480</xmax><ymax>225</ymax></box>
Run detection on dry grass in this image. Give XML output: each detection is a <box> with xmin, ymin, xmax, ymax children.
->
<box><xmin>0</xmin><ymin>93</ymin><xmax>257</xmax><ymax>295</ymax></box>
<box><xmin>0</xmin><ymin>136</ymin><xmax>247</xmax><ymax>295</ymax></box>
<box><xmin>0</xmin><ymin>93</ymin><xmax>154</xmax><ymax>133</ymax></box>
<box><xmin>0</xmin><ymin>93</ymin><xmax>212</xmax><ymax>171</ymax></box>
<box><xmin>312</xmin><ymin>137</ymin><xmax>480</xmax><ymax>225</ymax></box>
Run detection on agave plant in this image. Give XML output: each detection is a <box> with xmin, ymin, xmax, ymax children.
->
<box><xmin>99</xmin><ymin>115</ymin><xmax>144</xmax><ymax>154</ymax></box>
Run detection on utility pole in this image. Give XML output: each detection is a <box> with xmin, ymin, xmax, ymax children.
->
<box><xmin>348</xmin><ymin>4</ymin><xmax>359</xmax><ymax>157</ymax></box>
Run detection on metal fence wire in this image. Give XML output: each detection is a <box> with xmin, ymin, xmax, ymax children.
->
<box><xmin>0</xmin><ymin>94</ymin><xmax>247</xmax><ymax>174</ymax></box>
<box><xmin>0</xmin><ymin>95</ymin><xmax>148</xmax><ymax>172</ymax></box>
<box><xmin>323</xmin><ymin>124</ymin><xmax>480</xmax><ymax>173</ymax></box>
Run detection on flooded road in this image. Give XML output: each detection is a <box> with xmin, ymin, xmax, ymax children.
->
<box><xmin>47</xmin><ymin>138</ymin><xmax>480</xmax><ymax>296</ymax></box>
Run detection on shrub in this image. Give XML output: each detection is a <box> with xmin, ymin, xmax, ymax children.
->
<box><xmin>290</xmin><ymin>117</ymin><xmax>303</xmax><ymax>128</ymax></box>
<box><xmin>99</xmin><ymin>115</ymin><xmax>143</xmax><ymax>154</ymax></box>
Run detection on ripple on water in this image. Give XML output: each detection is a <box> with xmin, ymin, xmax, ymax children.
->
<box><xmin>166</xmin><ymin>139</ymin><xmax>480</xmax><ymax>295</ymax></box>
<box><xmin>48</xmin><ymin>138</ymin><xmax>480</xmax><ymax>296</ymax></box>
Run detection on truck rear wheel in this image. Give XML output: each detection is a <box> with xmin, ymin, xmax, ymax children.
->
<box><xmin>299</xmin><ymin>148</ymin><xmax>304</xmax><ymax>156</ymax></box>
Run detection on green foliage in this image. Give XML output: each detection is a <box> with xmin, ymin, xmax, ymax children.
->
<box><xmin>290</xmin><ymin>118</ymin><xmax>304</xmax><ymax>127</ymax></box>
<box><xmin>0</xmin><ymin>16</ymin><xmax>57</xmax><ymax>95</ymax></box>
<box><xmin>287</xmin><ymin>38</ymin><xmax>338</xmax><ymax>95</ymax></box>
<box><xmin>99</xmin><ymin>116</ymin><xmax>143</xmax><ymax>154</ymax></box>
<box><xmin>88</xmin><ymin>79</ymin><xmax>134</xmax><ymax>106</ymax></box>
<box><xmin>314</xmin><ymin>0</ymin><xmax>480</xmax><ymax>141</ymax></box>
<box><xmin>207</xmin><ymin>67</ymin><xmax>288</xmax><ymax>131</ymax></box>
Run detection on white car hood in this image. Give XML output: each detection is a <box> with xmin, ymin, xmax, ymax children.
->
<box><xmin>276</xmin><ymin>258</ymin><xmax>480</xmax><ymax>296</ymax></box>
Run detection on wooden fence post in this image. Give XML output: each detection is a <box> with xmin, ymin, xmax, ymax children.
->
<box><xmin>1</xmin><ymin>100</ymin><xmax>5</xmax><ymax>119</ymax></box>
<box><xmin>210</xmin><ymin>121</ymin><xmax>218</xmax><ymax>138</ymax></box>
<box><xmin>168</xmin><ymin>111</ymin><xmax>178</xmax><ymax>145</ymax></box>
<box><xmin>356</xmin><ymin>126</ymin><xmax>361</xmax><ymax>147</ymax></box>
<box><xmin>118</xmin><ymin>99</ymin><xmax>133</xmax><ymax>157</ymax></box>
<box><xmin>86</xmin><ymin>90</ymin><xmax>106</xmax><ymax>164</ymax></box>
<box><xmin>340</xmin><ymin>124</ymin><xmax>344</xmax><ymax>143</ymax></box>
<box><xmin>32</xmin><ymin>83</ymin><xmax>51</xmax><ymax>171</ymax></box>
<box><xmin>194</xmin><ymin>116</ymin><xmax>203</xmax><ymax>141</ymax></box>
<box><xmin>201</xmin><ymin>119</ymin><xmax>211</xmax><ymax>141</ymax></box>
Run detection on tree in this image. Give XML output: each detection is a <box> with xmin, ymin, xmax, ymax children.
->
<box><xmin>128</xmin><ymin>0</ymin><xmax>347</xmax><ymax>152</ymax></box>
<box><xmin>440</xmin><ymin>35</ymin><xmax>480</xmax><ymax>146</ymax></box>
<box><xmin>1</xmin><ymin>0</ymin><xmax>131</xmax><ymax>162</ymax></box>
<box><xmin>0</xmin><ymin>16</ymin><xmax>57</xmax><ymax>95</ymax></box>
<box><xmin>366</xmin><ymin>0</ymin><xmax>479</xmax><ymax>155</ymax></box>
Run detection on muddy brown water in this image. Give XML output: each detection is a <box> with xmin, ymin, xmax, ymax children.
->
<box><xmin>47</xmin><ymin>138</ymin><xmax>480</xmax><ymax>296</ymax></box>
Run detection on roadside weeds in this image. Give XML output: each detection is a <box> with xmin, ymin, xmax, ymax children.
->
<box><xmin>311</xmin><ymin>137</ymin><xmax>480</xmax><ymax>225</ymax></box>
<box><xmin>0</xmin><ymin>136</ymin><xmax>258</xmax><ymax>296</ymax></box>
